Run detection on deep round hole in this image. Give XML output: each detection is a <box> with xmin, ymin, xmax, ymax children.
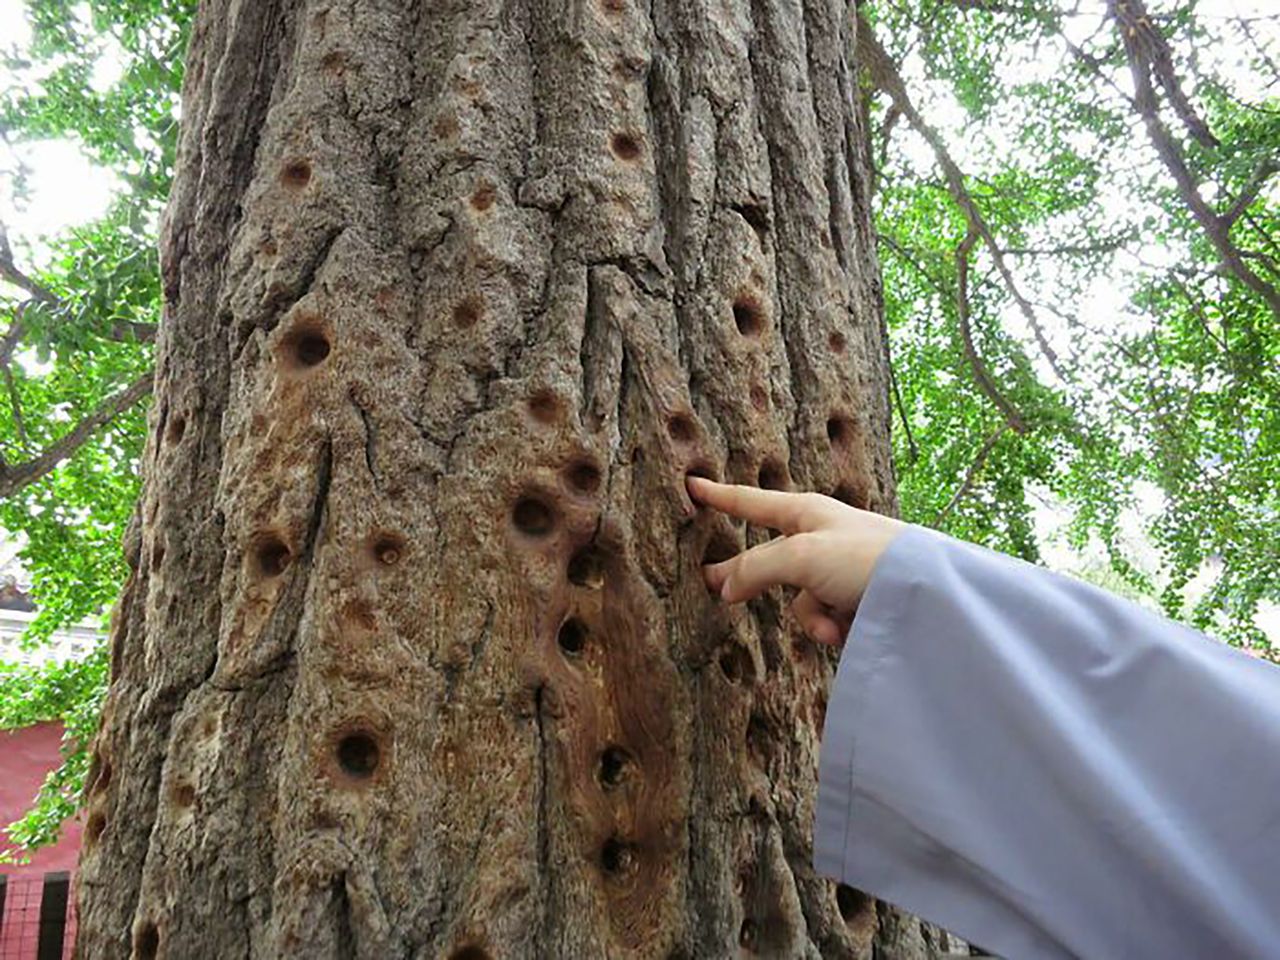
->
<box><xmin>827</xmin><ymin>415</ymin><xmax>855</xmax><ymax>448</ymax></box>
<box><xmin>281</xmin><ymin>159</ymin><xmax>313</xmax><ymax>189</ymax></box>
<box><xmin>453</xmin><ymin>297</ymin><xmax>482</xmax><ymax>328</ymax></box>
<box><xmin>565</xmin><ymin>461</ymin><xmax>602</xmax><ymax>495</ymax></box>
<box><xmin>295</xmin><ymin>332</ymin><xmax>331</xmax><ymax>367</ymax></box>
<box><xmin>528</xmin><ymin>389</ymin><xmax>561</xmax><ymax>424</ymax></box>
<box><xmin>599</xmin><ymin>745</ymin><xmax>631</xmax><ymax>788</ymax></box>
<box><xmin>719</xmin><ymin>645</ymin><xmax>755</xmax><ymax>686</ymax></box>
<box><xmin>135</xmin><ymin>923</ymin><xmax>160</xmax><ymax>960</ymax></box>
<box><xmin>667</xmin><ymin>414</ymin><xmax>697</xmax><ymax>444</ymax></box>
<box><xmin>513</xmin><ymin>497</ymin><xmax>556</xmax><ymax>537</ymax></box>
<box><xmin>732</xmin><ymin>298</ymin><xmax>764</xmax><ymax>337</ymax></box>
<box><xmin>757</xmin><ymin>459</ymin><xmax>787</xmax><ymax>491</ymax></box>
<box><xmin>336</xmin><ymin>731</ymin><xmax>381</xmax><ymax>779</ymax></box>
<box><xmin>557</xmin><ymin>617</ymin><xmax>587</xmax><ymax>657</ymax></box>
<box><xmin>828</xmin><ymin>330</ymin><xmax>847</xmax><ymax>354</ymax></box>
<box><xmin>568</xmin><ymin>547</ymin><xmax>605</xmax><ymax>588</ymax></box>
<box><xmin>372</xmin><ymin>533</ymin><xmax>405</xmax><ymax>566</ymax></box>
<box><xmin>836</xmin><ymin>884</ymin><xmax>872</xmax><ymax>923</ymax></box>
<box><xmin>86</xmin><ymin>811</ymin><xmax>106</xmax><ymax>843</ymax></box>
<box><xmin>600</xmin><ymin>837</ymin><xmax>634</xmax><ymax>875</ymax></box>
<box><xmin>254</xmin><ymin>536</ymin><xmax>292</xmax><ymax>577</ymax></box>
<box><xmin>610</xmin><ymin>132</ymin><xmax>643</xmax><ymax>161</ymax></box>
<box><xmin>739</xmin><ymin>918</ymin><xmax>758</xmax><ymax>950</ymax></box>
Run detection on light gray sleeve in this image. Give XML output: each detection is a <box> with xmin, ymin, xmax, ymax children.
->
<box><xmin>814</xmin><ymin>525</ymin><xmax>1280</xmax><ymax>960</ymax></box>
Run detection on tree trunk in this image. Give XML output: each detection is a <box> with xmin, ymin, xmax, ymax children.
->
<box><xmin>73</xmin><ymin>0</ymin><xmax>932</xmax><ymax>956</ymax></box>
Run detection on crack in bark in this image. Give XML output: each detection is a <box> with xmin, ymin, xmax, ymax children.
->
<box><xmin>349</xmin><ymin>389</ymin><xmax>379</xmax><ymax>486</ymax></box>
<box><xmin>533</xmin><ymin>682</ymin><xmax>552</xmax><ymax>957</ymax></box>
<box><xmin>235</xmin><ymin>225</ymin><xmax>345</xmax><ymax>360</ymax></box>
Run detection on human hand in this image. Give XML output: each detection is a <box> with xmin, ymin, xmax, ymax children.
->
<box><xmin>686</xmin><ymin>476</ymin><xmax>907</xmax><ymax>646</ymax></box>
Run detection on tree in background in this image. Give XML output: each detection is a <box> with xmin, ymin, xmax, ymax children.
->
<box><xmin>0</xmin><ymin>0</ymin><xmax>1273</xmax><ymax>932</ymax></box>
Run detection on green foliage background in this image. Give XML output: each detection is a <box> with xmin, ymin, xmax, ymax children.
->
<box><xmin>0</xmin><ymin>0</ymin><xmax>1275</xmax><ymax>856</ymax></box>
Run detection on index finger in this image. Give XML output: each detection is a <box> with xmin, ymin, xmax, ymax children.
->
<box><xmin>686</xmin><ymin>476</ymin><xmax>833</xmax><ymax>534</ymax></box>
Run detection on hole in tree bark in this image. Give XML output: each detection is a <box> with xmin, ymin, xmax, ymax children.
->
<box><xmin>827</xmin><ymin>415</ymin><xmax>855</xmax><ymax>449</ymax></box>
<box><xmin>667</xmin><ymin>414</ymin><xmax>697</xmax><ymax>444</ymax></box>
<box><xmin>757</xmin><ymin>459</ymin><xmax>788</xmax><ymax>491</ymax></box>
<box><xmin>739</xmin><ymin>918</ymin><xmax>758</xmax><ymax>950</ymax></box>
<box><xmin>282</xmin><ymin>320</ymin><xmax>332</xmax><ymax>369</ymax></box>
<box><xmin>750</xmin><ymin>385</ymin><xmax>768</xmax><ymax>411</ymax></box>
<box><xmin>253</xmin><ymin>535</ymin><xmax>291</xmax><ymax>577</ymax></box>
<box><xmin>527</xmin><ymin>389</ymin><xmax>562</xmax><ymax>424</ymax></box>
<box><xmin>86</xmin><ymin>811</ymin><xmax>106</xmax><ymax>843</ymax></box>
<box><xmin>568</xmin><ymin>547</ymin><xmax>605</xmax><ymax>588</ymax></box>
<box><xmin>336</xmin><ymin>731</ymin><xmax>380</xmax><ymax>779</ymax></box>
<box><xmin>832</xmin><ymin>483</ymin><xmax>869</xmax><ymax>509</ymax></box>
<box><xmin>565</xmin><ymin>460</ymin><xmax>602</xmax><ymax>495</ymax></box>
<box><xmin>280</xmin><ymin>159</ymin><xmax>312</xmax><ymax>189</ymax></box>
<box><xmin>371</xmin><ymin>532</ymin><xmax>405</xmax><ymax>566</ymax></box>
<box><xmin>449</xmin><ymin>947</ymin><xmax>491</xmax><ymax>960</ymax></box>
<box><xmin>557</xmin><ymin>617</ymin><xmax>587</xmax><ymax>657</ymax></box>
<box><xmin>166</xmin><ymin>414</ymin><xmax>186</xmax><ymax>446</ymax></box>
<box><xmin>598</xmin><ymin>745</ymin><xmax>632</xmax><ymax>788</ymax></box>
<box><xmin>513</xmin><ymin>497</ymin><xmax>556</xmax><ymax>537</ymax></box>
<box><xmin>452</xmin><ymin>296</ymin><xmax>483</xmax><ymax>328</ymax></box>
<box><xmin>733</xmin><ymin>297</ymin><xmax>765</xmax><ymax>337</ymax></box>
<box><xmin>600</xmin><ymin>836</ymin><xmax>635</xmax><ymax>876</ymax></box>
<box><xmin>135</xmin><ymin>922</ymin><xmax>159</xmax><ymax>960</ymax></box>
<box><xmin>470</xmin><ymin>182</ymin><xmax>496</xmax><ymax>211</ymax></box>
<box><xmin>171</xmin><ymin>781</ymin><xmax>195</xmax><ymax>808</ymax></box>
<box><xmin>702</xmin><ymin>529</ymin><xmax>739</xmax><ymax>567</ymax></box>
<box><xmin>718</xmin><ymin>644</ymin><xmax>755</xmax><ymax>686</ymax></box>
<box><xmin>610</xmin><ymin>132</ymin><xmax>643</xmax><ymax>161</ymax></box>
<box><xmin>828</xmin><ymin>330</ymin><xmax>847</xmax><ymax>354</ymax></box>
<box><xmin>836</xmin><ymin>884</ymin><xmax>872</xmax><ymax>923</ymax></box>
<box><xmin>151</xmin><ymin>542</ymin><xmax>166</xmax><ymax>570</ymax></box>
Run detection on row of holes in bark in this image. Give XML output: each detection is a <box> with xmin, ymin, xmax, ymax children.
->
<box><xmin>243</xmin><ymin>531</ymin><xmax>405</xmax><ymax>581</ymax></box>
<box><xmin>736</xmin><ymin>888</ymin><xmax>870</xmax><ymax>950</ymax></box>
<box><xmin>271</xmin><ymin>152</ymin><xmax>849</xmax><ymax>355</ymax></box>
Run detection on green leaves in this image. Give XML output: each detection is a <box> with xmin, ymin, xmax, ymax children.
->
<box><xmin>871</xmin><ymin>0</ymin><xmax>1279</xmax><ymax>648</ymax></box>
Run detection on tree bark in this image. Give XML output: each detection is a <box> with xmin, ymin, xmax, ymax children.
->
<box><xmin>73</xmin><ymin>0</ymin><xmax>933</xmax><ymax>956</ymax></box>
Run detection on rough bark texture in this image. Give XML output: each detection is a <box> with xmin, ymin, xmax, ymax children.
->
<box><xmin>75</xmin><ymin>0</ymin><xmax>947</xmax><ymax>957</ymax></box>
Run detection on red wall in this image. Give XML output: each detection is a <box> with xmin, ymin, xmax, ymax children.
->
<box><xmin>2</xmin><ymin>722</ymin><xmax>81</xmax><ymax>959</ymax></box>
<box><xmin>1</xmin><ymin>722</ymin><xmax>82</xmax><ymax>877</ymax></box>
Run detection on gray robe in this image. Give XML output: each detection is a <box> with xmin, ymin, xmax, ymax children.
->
<box><xmin>814</xmin><ymin>525</ymin><xmax>1280</xmax><ymax>959</ymax></box>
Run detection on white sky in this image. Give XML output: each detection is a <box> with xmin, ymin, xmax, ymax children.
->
<box><xmin>0</xmin><ymin>0</ymin><xmax>1275</xmax><ymax>642</ymax></box>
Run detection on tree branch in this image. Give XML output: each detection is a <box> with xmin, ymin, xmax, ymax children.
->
<box><xmin>1</xmin><ymin>230</ymin><xmax>158</xmax><ymax>347</ymax></box>
<box><xmin>935</xmin><ymin>425</ymin><xmax>1011</xmax><ymax>522</ymax></box>
<box><xmin>1108</xmin><ymin>0</ymin><xmax>1280</xmax><ymax>318</ymax></box>
<box><xmin>2</xmin><ymin>364</ymin><xmax>30</xmax><ymax>453</ymax></box>
<box><xmin>0</xmin><ymin>373</ymin><xmax>154</xmax><ymax>500</ymax></box>
<box><xmin>857</xmin><ymin>15</ymin><xmax>1070</xmax><ymax>381</ymax></box>
<box><xmin>956</xmin><ymin>229</ymin><xmax>1028</xmax><ymax>435</ymax></box>
<box><xmin>1223</xmin><ymin>159</ymin><xmax>1278</xmax><ymax>227</ymax></box>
